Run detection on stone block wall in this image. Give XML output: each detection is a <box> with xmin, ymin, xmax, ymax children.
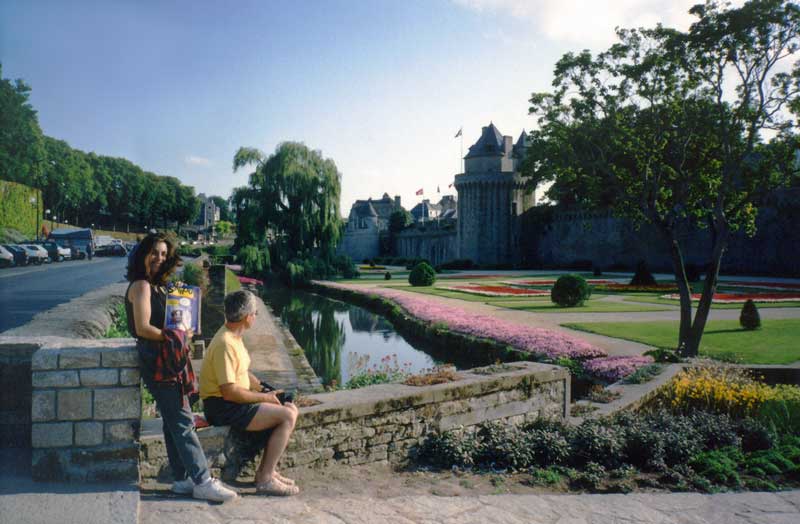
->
<box><xmin>26</xmin><ymin>338</ymin><xmax>141</xmax><ymax>482</ymax></box>
<box><xmin>140</xmin><ymin>361</ymin><xmax>568</xmax><ymax>481</ymax></box>
<box><xmin>0</xmin><ymin>343</ymin><xmax>38</xmax><ymax>447</ymax></box>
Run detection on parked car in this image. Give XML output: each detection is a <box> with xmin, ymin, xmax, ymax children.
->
<box><xmin>0</xmin><ymin>245</ymin><xmax>14</xmax><ymax>267</ymax></box>
<box><xmin>21</xmin><ymin>244</ymin><xmax>49</xmax><ymax>264</ymax></box>
<box><xmin>95</xmin><ymin>244</ymin><xmax>127</xmax><ymax>257</ymax></box>
<box><xmin>3</xmin><ymin>245</ymin><xmax>28</xmax><ymax>266</ymax></box>
<box><xmin>36</xmin><ymin>241</ymin><xmax>71</xmax><ymax>262</ymax></box>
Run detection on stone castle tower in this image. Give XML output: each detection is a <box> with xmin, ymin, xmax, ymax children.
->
<box><xmin>454</xmin><ymin>123</ymin><xmax>535</xmax><ymax>265</ymax></box>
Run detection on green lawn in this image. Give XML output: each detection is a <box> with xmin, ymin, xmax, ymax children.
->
<box><xmin>225</xmin><ymin>268</ymin><xmax>242</xmax><ymax>293</ymax></box>
<box><xmin>622</xmin><ymin>295</ymin><xmax>800</xmax><ymax>309</ymax></box>
<box><xmin>563</xmin><ymin>319</ymin><xmax>800</xmax><ymax>364</ymax></box>
<box><xmin>498</xmin><ymin>300</ymin><xmax>674</xmax><ymax>313</ymax></box>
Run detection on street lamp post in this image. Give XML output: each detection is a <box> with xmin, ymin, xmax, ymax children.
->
<box><xmin>30</xmin><ymin>196</ymin><xmax>40</xmax><ymax>240</ymax></box>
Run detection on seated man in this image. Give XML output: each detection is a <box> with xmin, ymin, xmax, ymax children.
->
<box><xmin>200</xmin><ymin>290</ymin><xmax>300</xmax><ymax>496</ymax></box>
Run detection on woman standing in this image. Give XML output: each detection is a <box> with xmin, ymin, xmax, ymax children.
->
<box><xmin>126</xmin><ymin>232</ymin><xmax>237</xmax><ymax>502</ymax></box>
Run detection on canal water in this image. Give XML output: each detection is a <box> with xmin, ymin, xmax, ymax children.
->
<box><xmin>259</xmin><ymin>286</ymin><xmax>488</xmax><ymax>387</ymax></box>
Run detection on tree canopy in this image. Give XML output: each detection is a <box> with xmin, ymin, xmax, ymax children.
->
<box><xmin>0</xmin><ymin>64</ymin><xmax>200</xmax><ymax>232</ymax></box>
<box><xmin>522</xmin><ymin>0</ymin><xmax>800</xmax><ymax>356</ymax></box>
<box><xmin>232</xmin><ymin>142</ymin><xmax>343</xmax><ymax>265</ymax></box>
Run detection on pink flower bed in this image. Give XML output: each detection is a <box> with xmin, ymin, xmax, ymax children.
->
<box><xmin>661</xmin><ymin>292</ymin><xmax>800</xmax><ymax>303</ymax></box>
<box><xmin>440</xmin><ymin>285</ymin><xmax>550</xmax><ymax>297</ymax></box>
<box><xmin>318</xmin><ymin>282</ymin><xmax>606</xmax><ymax>361</ymax></box>
<box><xmin>238</xmin><ymin>276</ymin><xmax>264</xmax><ymax>286</ymax></box>
<box><xmin>582</xmin><ymin>355</ymin><xmax>654</xmax><ymax>383</ymax></box>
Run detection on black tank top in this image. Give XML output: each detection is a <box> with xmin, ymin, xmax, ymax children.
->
<box><xmin>125</xmin><ymin>281</ymin><xmax>166</xmax><ymax>339</ymax></box>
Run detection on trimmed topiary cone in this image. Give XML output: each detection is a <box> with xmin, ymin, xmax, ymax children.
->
<box><xmin>630</xmin><ymin>260</ymin><xmax>657</xmax><ymax>286</ymax></box>
<box><xmin>739</xmin><ymin>299</ymin><xmax>761</xmax><ymax>330</ymax></box>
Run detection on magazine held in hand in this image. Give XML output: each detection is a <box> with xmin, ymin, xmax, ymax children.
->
<box><xmin>164</xmin><ymin>284</ymin><xmax>202</xmax><ymax>334</ymax></box>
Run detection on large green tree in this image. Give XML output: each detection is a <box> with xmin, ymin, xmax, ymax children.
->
<box><xmin>233</xmin><ymin>142</ymin><xmax>343</xmax><ymax>265</ymax></box>
<box><xmin>522</xmin><ymin>0</ymin><xmax>800</xmax><ymax>356</ymax></box>
<box><xmin>0</xmin><ymin>64</ymin><xmax>45</xmax><ymax>187</ymax></box>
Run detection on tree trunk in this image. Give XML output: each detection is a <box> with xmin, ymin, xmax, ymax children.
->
<box><xmin>684</xmin><ymin>227</ymin><xmax>729</xmax><ymax>356</ymax></box>
<box><xmin>668</xmin><ymin>236</ymin><xmax>693</xmax><ymax>354</ymax></box>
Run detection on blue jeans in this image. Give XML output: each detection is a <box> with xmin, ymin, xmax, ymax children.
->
<box><xmin>146</xmin><ymin>381</ymin><xmax>210</xmax><ymax>485</ymax></box>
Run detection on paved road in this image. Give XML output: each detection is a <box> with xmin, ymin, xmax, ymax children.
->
<box><xmin>0</xmin><ymin>257</ymin><xmax>128</xmax><ymax>333</ymax></box>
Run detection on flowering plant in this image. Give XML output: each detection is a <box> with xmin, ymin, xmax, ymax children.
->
<box><xmin>318</xmin><ymin>281</ymin><xmax>606</xmax><ymax>361</ymax></box>
<box><xmin>661</xmin><ymin>292</ymin><xmax>800</xmax><ymax>303</ymax></box>
<box><xmin>582</xmin><ymin>355</ymin><xmax>654</xmax><ymax>383</ymax></box>
<box><xmin>439</xmin><ymin>284</ymin><xmax>550</xmax><ymax>297</ymax></box>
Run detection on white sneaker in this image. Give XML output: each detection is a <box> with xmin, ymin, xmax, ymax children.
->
<box><xmin>192</xmin><ymin>477</ymin><xmax>238</xmax><ymax>503</ymax></box>
<box><xmin>171</xmin><ymin>478</ymin><xmax>194</xmax><ymax>495</ymax></box>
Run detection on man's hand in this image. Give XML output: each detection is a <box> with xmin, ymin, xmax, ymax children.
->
<box><xmin>262</xmin><ymin>390</ymin><xmax>283</xmax><ymax>405</ymax></box>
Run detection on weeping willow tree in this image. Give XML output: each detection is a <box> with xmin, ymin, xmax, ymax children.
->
<box><xmin>233</xmin><ymin>142</ymin><xmax>343</xmax><ymax>267</ymax></box>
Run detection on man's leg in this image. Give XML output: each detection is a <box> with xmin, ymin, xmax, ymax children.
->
<box><xmin>246</xmin><ymin>402</ymin><xmax>297</xmax><ymax>484</ymax></box>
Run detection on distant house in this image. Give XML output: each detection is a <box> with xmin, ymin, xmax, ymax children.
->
<box><xmin>339</xmin><ymin>193</ymin><xmax>404</xmax><ymax>261</ymax></box>
<box><xmin>183</xmin><ymin>193</ymin><xmax>219</xmax><ymax>240</ymax></box>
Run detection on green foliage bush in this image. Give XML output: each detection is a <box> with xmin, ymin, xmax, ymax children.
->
<box><xmin>104</xmin><ymin>302</ymin><xmax>129</xmax><ymax>338</ymax></box>
<box><xmin>621</xmin><ymin>363</ymin><xmax>665</xmax><ymax>384</ymax></box>
<box><xmin>332</xmin><ymin>254</ymin><xmax>358</xmax><ymax>279</ymax></box>
<box><xmin>739</xmin><ymin>299</ymin><xmax>761</xmax><ymax>330</ymax></box>
<box><xmin>238</xmin><ymin>245</ymin><xmax>270</xmax><ymax>276</ymax></box>
<box><xmin>384</xmin><ymin>271</ymin><xmax>392</xmax><ymax>280</ymax></box>
<box><xmin>408</xmin><ymin>261</ymin><xmax>436</xmax><ymax>287</ymax></box>
<box><xmin>630</xmin><ymin>260</ymin><xmax>656</xmax><ymax>286</ymax></box>
<box><xmin>0</xmin><ymin>180</ymin><xmax>40</xmax><ymax>239</ymax></box>
<box><xmin>550</xmin><ymin>274</ymin><xmax>591</xmax><ymax>307</ymax></box>
<box><xmin>181</xmin><ymin>263</ymin><xmax>206</xmax><ymax>289</ymax></box>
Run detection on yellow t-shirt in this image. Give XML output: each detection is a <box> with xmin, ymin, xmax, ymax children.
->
<box><xmin>200</xmin><ymin>326</ymin><xmax>251</xmax><ymax>399</ymax></box>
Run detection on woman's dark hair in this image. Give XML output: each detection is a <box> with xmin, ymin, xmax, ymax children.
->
<box><xmin>125</xmin><ymin>233</ymin><xmax>182</xmax><ymax>285</ymax></box>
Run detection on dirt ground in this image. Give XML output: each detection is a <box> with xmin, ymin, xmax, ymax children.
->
<box><xmin>141</xmin><ymin>461</ymin><xmax>625</xmax><ymax>499</ymax></box>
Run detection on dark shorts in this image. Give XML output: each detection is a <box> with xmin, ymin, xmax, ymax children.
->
<box><xmin>203</xmin><ymin>397</ymin><xmax>260</xmax><ymax>430</ymax></box>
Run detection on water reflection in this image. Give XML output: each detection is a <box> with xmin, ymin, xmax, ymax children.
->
<box><xmin>261</xmin><ymin>286</ymin><xmax>442</xmax><ymax>387</ymax></box>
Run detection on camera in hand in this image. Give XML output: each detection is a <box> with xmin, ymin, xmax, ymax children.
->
<box><xmin>277</xmin><ymin>391</ymin><xmax>295</xmax><ymax>404</ymax></box>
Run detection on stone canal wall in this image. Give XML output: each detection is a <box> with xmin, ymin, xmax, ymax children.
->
<box><xmin>139</xmin><ymin>361</ymin><xmax>569</xmax><ymax>481</ymax></box>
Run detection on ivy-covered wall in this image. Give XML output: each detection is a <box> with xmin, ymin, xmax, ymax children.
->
<box><xmin>0</xmin><ymin>180</ymin><xmax>41</xmax><ymax>239</ymax></box>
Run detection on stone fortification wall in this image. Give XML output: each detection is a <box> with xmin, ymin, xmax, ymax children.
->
<box><xmin>528</xmin><ymin>200</ymin><xmax>800</xmax><ymax>276</ymax></box>
<box><xmin>337</xmin><ymin>226</ymin><xmax>380</xmax><ymax>263</ymax></box>
<box><xmin>12</xmin><ymin>337</ymin><xmax>142</xmax><ymax>482</ymax></box>
<box><xmin>140</xmin><ymin>361</ymin><xmax>568</xmax><ymax>481</ymax></box>
<box><xmin>395</xmin><ymin>227</ymin><xmax>457</xmax><ymax>266</ymax></box>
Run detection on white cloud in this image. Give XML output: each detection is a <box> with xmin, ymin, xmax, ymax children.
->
<box><xmin>452</xmin><ymin>0</ymin><xmax>715</xmax><ymax>48</ymax></box>
<box><xmin>184</xmin><ymin>155</ymin><xmax>211</xmax><ymax>167</ymax></box>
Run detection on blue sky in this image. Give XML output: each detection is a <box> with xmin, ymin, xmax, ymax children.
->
<box><xmin>1</xmin><ymin>0</ymin><xmax>705</xmax><ymax>216</ymax></box>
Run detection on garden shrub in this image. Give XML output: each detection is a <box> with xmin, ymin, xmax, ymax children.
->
<box><xmin>415</xmin><ymin>429</ymin><xmax>478</xmax><ymax>468</ymax></box>
<box><xmin>736</xmin><ymin>418</ymin><xmax>777</xmax><ymax>452</ymax></box>
<box><xmin>527</xmin><ymin>428</ymin><xmax>571</xmax><ymax>466</ymax></box>
<box><xmin>570</xmin><ymin>419</ymin><xmax>624</xmax><ymax>468</ymax></box>
<box><xmin>629</xmin><ymin>260</ymin><xmax>656</xmax><ymax>286</ymax></box>
<box><xmin>689</xmin><ymin>447</ymin><xmax>743</xmax><ymax>487</ymax></box>
<box><xmin>332</xmin><ymin>254</ymin><xmax>358</xmax><ymax>279</ymax></box>
<box><xmin>570</xmin><ymin>462</ymin><xmax>606</xmax><ymax>490</ymax></box>
<box><xmin>408</xmin><ymin>261</ymin><xmax>436</xmax><ymax>286</ymax></box>
<box><xmin>181</xmin><ymin>262</ymin><xmax>206</xmax><ymax>289</ymax></box>
<box><xmin>475</xmin><ymin>422</ymin><xmax>533</xmax><ymax>470</ymax></box>
<box><xmin>689</xmin><ymin>411</ymin><xmax>741</xmax><ymax>450</ymax></box>
<box><xmin>739</xmin><ymin>299</ymin><xmax>761</xmax><ymax>330</ymax></box>
<box><xmin>384</xmin><ymin>271</ymin><xmax>392</xmax><ymax>280</ymax></box>
<box><xmin>643</xmin><ymin>347</ymin><xmax>682</xmax><ymax>363</ymax></box>
<box><xmin>621</xmin><ymin>363</ymin><xmax>665</xmax><ymax>384</ymax></box>
<box><xmin>550</xmin><ymin>274</ymin><xmax>591</xmax><ymax>307</ymax></box>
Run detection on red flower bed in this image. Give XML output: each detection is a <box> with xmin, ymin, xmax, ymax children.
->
<box><xmin>595</xmin><ymin>283</ymin><xmax>678</xmax><ymax>292</ymax></box>
<box><xmin>509</xmin><ymin>279</ymin><xmax>617</xmax><ymax>287</ymax></box>
<box><xmin>662</xmin><ymin>292</ymin><xmax>800</xmax><ymax>303</ymax></box>
<box><xmin>720</xmin><ymin>281</ymin><xmax>800</xmax><ymax>291</ymax></box>
<box><xmin>441</xmin><ymin>285</ymin><xmax>551</xmax><ymax>297</ymax></box>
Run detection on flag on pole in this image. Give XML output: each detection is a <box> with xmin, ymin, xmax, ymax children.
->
<box><xmin>454</xmin><ymin>127</ymin><xmax>462</xmax><ymax>138</ymax></box>
<box><xmin>437</xmin><ymin>185</ymin><xmax>440</xmax><ymax>193</ymax></box>
<box><xmin>448</xmin><ymin>183</ymin><xmax>453</xmax><ymax>188</ymax></box>
<box><xmin>415</xmin><ymin>188</ymin><xmax>423</xmax><ymax>196</ymax></box>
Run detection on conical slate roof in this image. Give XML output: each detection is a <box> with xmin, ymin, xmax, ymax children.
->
<box><xmin>353</xmin><ymin>201</ymin><xmax>378</xmax><ymax>218</ymax></box>
<box><xmin>513</xmin><ymin>130</ymin><xmax>530</xmax><ymax>159</ymax></box>
<box><xmin>465</xmin><ymin>122</ymin><xmax>505</xmax><ymax>158</ymax></box>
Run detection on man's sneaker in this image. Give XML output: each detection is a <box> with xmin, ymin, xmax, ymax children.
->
<box><xmin>192</xmin><ymin>478</ymin><xmax>238</xmax><ymax>503</ymax></box>
<box><xmin>171</xmin><ymin>478</ymin><xmax>194</xmax><ymax>495</ymax></box>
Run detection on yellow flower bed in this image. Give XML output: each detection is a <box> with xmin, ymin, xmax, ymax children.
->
<box><xmin>660</xmin><ymin>364</ymin><xmax>800</xmax><ymax>419</ymax></box>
